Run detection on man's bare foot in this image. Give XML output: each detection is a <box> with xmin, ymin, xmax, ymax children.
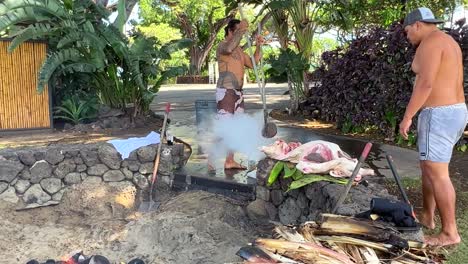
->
<box><xmin>224</xmin><ymin>160</ymin><xmax>247</xmax><ymax>170</ymax></box>
<box><xmin>417</xmin><ymin>211</ymin><xmax>436</xmax><ymax>230</ymax></box>
<box><xmin>208</xmin><ymin>163</ymin><xmax>216</xmax><ymax>174</ymax></box>
<box><xmin>425</xmin><ymin>232</ymin><xmax>461</xmax><ymax>247</ymax></box>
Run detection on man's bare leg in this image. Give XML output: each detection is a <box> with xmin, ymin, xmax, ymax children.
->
<box><xmin>225</xmin><ymin>152</ymin><xmax>246</xmax><ymax>170</ymax></box>
<box><xmin>423</xmin><ymin>161</ymin><xmax>460</xmax><ymax>246</ymax></box>
<box><xmin>419</xmin><ymin>162</ymin><xmax>436</xmax><ymax>229</ymax></box>
<box><xmin>207</xmin><ymin>160</ymin><xmax>216</xmax><ymax>173</ymax></box>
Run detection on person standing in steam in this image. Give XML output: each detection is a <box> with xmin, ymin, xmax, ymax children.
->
<box><xmin>401</xmin><ymin>7</ymin><xmax>468</xmax><ymax>246</ymax></box>
<box><xmin>208</xmin><ymin>19</ymin><xmax>264</xmax><ymax>171</ymax></box>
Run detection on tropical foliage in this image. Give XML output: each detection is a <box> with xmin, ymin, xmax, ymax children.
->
<box><xmin>308</xmin><ymin>19</ymin><xmax>468</xmax><ymax>141</ymax></box>
<box><xmin>0</xmin><ymin>0</ymin><xmax>191</xmax><ymax>118</ymax></box>
<box><xmin>139</xmin><ymin>0</ymin><xmax>235</xmax><ymax>75</ymax></box>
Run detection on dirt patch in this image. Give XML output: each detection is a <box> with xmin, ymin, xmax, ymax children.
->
<box><xmin>0</xmin><ymin>181</ymin><xmax>255</xmax><ymax>263</ymax></box>
<box><xmin>0</xmin><ymin>111</ymin><xmax>165</xmax><ymax>149</ymax></box>
<box><xmin>0</xmin><ymin>127</ymin><xmax>163</xmax><ymax>150</ymax></box>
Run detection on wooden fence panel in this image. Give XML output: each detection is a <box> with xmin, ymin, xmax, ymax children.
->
<box><xmin>0</xmin><ymin>40</ymin><xmax>51</xmax><ymax>130</ymax></box>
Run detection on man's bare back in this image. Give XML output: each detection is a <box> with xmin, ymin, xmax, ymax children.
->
<box><xmin>412</xmin><ymin>31</ymin><xmax>465</xmax><ymax>107</ymax></box>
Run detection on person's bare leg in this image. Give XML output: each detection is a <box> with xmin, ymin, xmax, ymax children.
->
<box><xmin>423</xmin><ymin>161</ymin><xmax>460</xmax><ymax>246</ymax></box>
<box><xmin>224</xmin><ymin>152</ymin><xmax>246</xmax><ymax>170</ymax></box>
<box><xmin>418</xmin><ymin>162</ymin><xmax>436</xmax><ymax>229</ymax></box>
<box><xmin>207</xmin><ymin>158</ymin><xmax>216</xmax><ymax>173</ymax></box>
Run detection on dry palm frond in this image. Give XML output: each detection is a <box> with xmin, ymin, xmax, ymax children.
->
<box><xmin>275</xmin><ymin>226</ymin><xmax>307</xmax><ymax>243</ymax></box>
<box><xmin>254</xmin><ymin>238</ymin><xmax>355</xmax><ymax>264</ymax></box>
<box><xmin>358</xmin><ymin>247</ymin><xmax>380</xmax><ymax>264</ymax></box>
<box><xmin>324</xmin><ymin>242</ymin><xmax>349</xmax><ymax>258</ymax></box>
<box><xmin>256</xmin><ymin>245</ymin><xmax>301</xmax><ymax>263</ymax></box>
<box><xmin>297</xmin><ymin>222</ymin><xmax>321</xmax><ymax>244</ymax></box>
<box><xmin>319</xmin><ymin>214</ymin><xmax>396</xmax><ymax>241</ymax></box>
<box><xmin>316</xmin><ymin>235</ymin><xmax>392</xmax><ymax>252</ymax></box>
<box><xmin>389</xmin><ymin>258</ymin><xmax>422</xmax><ymax>264</ymax></box>
<box><xmin>407</xmin><ymin>241</ymin><xmax>425</xmax><ymax>249</ymax></box>
<box><xmin>341</xmin><ymin>244</ymin><xmax>365</xmax><ymax>264</ymax></box>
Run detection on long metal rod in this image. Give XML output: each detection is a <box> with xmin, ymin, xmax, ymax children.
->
<box><xmin>386</xmin><ymin>154</ymin><xmax>410</xmax><ymax>204</ymax></box>
<box><xmin>238</xmin><ymin>6</ymin><xmax>268</xmax><ymax>125</ymax></box>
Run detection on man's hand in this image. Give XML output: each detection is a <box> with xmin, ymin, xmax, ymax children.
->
<box><xmin>256</xmin><ymin>35</ymin><xmax>265</xmax><ymax>46</ymax></box>
<box><xmin>399</xmin><ymin>117</ymin><xmax>412</xmax><ymax>140</ymax></box>
<box><xmin>239</xmin><ymin>20</ymin><xmax>249</xmax><ymax>31</ymax></box>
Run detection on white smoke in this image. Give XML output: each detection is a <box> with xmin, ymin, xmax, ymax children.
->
<box><xmin>197</xmin><ymin>111</ymin><xmax>274</xmax><ymax>164</ymax></box>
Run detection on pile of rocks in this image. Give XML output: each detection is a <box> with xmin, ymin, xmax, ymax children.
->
<box><xmin>248</xmin><ymin>158</ymin><xmax>396</xmax><ymax>225</ymax></box>
<box><xmin>0</xmin><ymin>142</ymin><xmax>185</xmax><ymax>208</ymax></box>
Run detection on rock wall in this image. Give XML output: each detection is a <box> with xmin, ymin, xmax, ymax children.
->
<box><xmin>250</xmin><ymin>158</ymin><xmax>396</xmax><ymax>225</ymax></box>
<box><xmin>0</xmin><ymin>143</ymin><xmax>185</xmax><ymax>209</ymax></box>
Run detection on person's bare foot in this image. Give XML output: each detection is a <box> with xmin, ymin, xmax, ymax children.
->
<box><xmin>208</xmin><ymin>163</ymin><xmax>216</xmax><ymax>174</ymax></box>
<box><xmin>224</xmin><ymin>160</ymin><xmax>247</xmax><ymax>170</ymax></box>
<box><xmin>417</xmin><ymin>211</ymin><xmax>436</xmax><ymax>230</ymax></box>
<box><xmin>425</xmin><ymin>231</ymin><xmax>461</xmax><ymax>247</ymax></box>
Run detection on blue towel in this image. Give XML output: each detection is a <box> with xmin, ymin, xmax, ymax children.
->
<box><xmin>107</xmin><ymin>131</ymin><xmax>160</xmax><ymax>159</ymax></box>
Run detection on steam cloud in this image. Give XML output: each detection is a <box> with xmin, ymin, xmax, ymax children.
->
<box><xmin>197</xmin><ymin>111</ymin><xmax>274</xmax><ymax>164</ymax></box>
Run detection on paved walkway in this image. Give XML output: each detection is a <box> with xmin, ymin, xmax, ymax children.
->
<box><xmin>151</xmin><ymin>83</ymin><xmax>420</xmax><ymax>184</ymax></box>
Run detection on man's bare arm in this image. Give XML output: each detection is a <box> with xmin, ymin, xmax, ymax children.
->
<box><xmin>243</xmin><ymin>35</ymin><xmax>264</xmax><ymax>69</ymax></box>
<box><xmin>403</xmin><ymin>39</ymin><xmax>443</xmax><ymax>120</ymax></box>
<box><xmin>218</xmin><ymin>28</ymin><xmax>247</xmax><ymax>55</ymax></box>
<box><xmin>243</xmin><ymin>46</ymin><xmax>261</xmax><ymax>69</ymax></box>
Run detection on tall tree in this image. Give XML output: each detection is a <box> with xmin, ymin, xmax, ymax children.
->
<box><xmin>332</xmin><ymin>0</ymin><xmax>467</xmax><ymax>40</ymax></box>
<box><xmin>94</xmin><ymin>0</ymin><xmax>138</xmax><ymax>22</ymax></box>
<box><xmin>140</xmin><ymin>0</ymin><xmax>236</xmax><ymax>75</ymax></box>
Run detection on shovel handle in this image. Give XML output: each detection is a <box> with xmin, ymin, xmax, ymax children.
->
<box><xmin>165</xmin><ymin>102</ymin><xmax>171</xmax><ymax>113</ymax></box>
<box><xmin>332</xmin><ymin>142</ymin><xmax>373</xmax><ymax>214</ymax></box>
<box><xmin>361</xmin><ymin>142</ymin><xmax>372</xmax><ymax>160</ymax></box>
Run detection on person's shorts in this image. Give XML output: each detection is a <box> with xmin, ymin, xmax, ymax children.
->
<box><xmin>216</xmin><ymin>88</ymin><xmax>244</xmax><ymax>116</ymax></box>
<box><xmin>417</xmin><ymin>103</ymin><xmax>468</xmax><ymax>163</ymax></box>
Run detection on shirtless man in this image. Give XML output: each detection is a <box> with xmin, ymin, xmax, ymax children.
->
<box><xmin>401</xmin><ymin>7</ymin><xmax>468</xmax><ymax>246</ymax></box>
<box><xmin>210</xmin><ymin>19</ymin><xmax>264</xmax><ymax>170</ymax></box>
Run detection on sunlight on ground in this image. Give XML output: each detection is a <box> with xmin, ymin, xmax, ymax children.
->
<box><xmin>114</xmin><ymin>186</ymin><xmax>137</xmax><ymax>209</ymax></box>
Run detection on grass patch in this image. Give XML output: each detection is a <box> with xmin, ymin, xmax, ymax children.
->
<box><xmin>385</xmin><ymin>177</ymin><xmax>468</xmax><ymax>263</ymax></box>
<box><xmin>447</xmin><ymin>191</ymin><xmax>468</xmax><ymax>263</ymax></box>
<box><xmin>399</xmin><ymin>177</ymin><xmax>421</xmax><ymax>189</ymax></box>
<box><xmin>385</xmin><ymin>177</ymin><xmax>421</xmax><ymax>191</ymax></box>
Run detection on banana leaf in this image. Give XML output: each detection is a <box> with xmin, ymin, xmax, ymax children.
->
<box><xmin>267</xmin><ymin>161</ymin><xmax>284</xmax><ymax>186</ymax></box>
<box><xmin>283</xmin><ymin>163</ymin><xmax>296</xmax><ymax>178</ymax></box>
<box><xmin>287</xmin><ymin>174</ymin><xmax>348</xmax><ymax>191</ymax></box>
<box><xmin>292</xmin><ymin>169</ymin><xmax>304</xmax><ymax>181</ymax></box>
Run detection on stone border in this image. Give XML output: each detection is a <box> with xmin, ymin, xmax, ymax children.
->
<box><xmin>0</xmin><ymin>142</ymin><xmax>185</xmax><ymax>209</ymax></box>
<box><xmin>250</xmin><ymin>158</ymin><xmax>396</xmax><ymax>225</ymax></box>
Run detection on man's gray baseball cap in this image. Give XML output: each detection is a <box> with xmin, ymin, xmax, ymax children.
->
<box><xmin>403</xmin><ymin>7</ymin><xmax>444</xmax><ymax>27</ymax></box>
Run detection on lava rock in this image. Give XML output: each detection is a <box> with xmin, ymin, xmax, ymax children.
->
<box><xmin>30</xmin><ymin>160</ymin><xmax>52</xmax><ymax>184</ymax></box>
<box><xmin>23</xmin><ymin>184</ymin><xmax>51</xmax><ymax>204</ymax></box>
<box><xmin>98</xmin><ymin>144</ymin><xmax>121</xmax><ymax>169</ymax></box>
<box><xmin>40</xmin><ymin>178</ymin><xmax>62</xmax><ymax>194</ymax></box>
<box><xmin>0</xmin><ymin>160</ymin><xmax>24</xmax><ymax>183</ymax></box>
<box><xmin>45</xmin><ymin>148</ymin><xmax>65</xmax><ymax>165</ymax></box>
<box><xmin>88</xmin><ymin>164</ymin><xmax>109</xmax><ymax>176</ymax></box>
<box><xmin>103</xmin><ymin>170</ymin><xmax>125</xmax><ymax>182</ymax></box>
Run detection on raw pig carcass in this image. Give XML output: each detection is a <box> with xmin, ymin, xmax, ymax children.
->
<box><xmin>261</xmin><ymin>140</ymin><xmax>374</xmax><ymax>181</ymax></box>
